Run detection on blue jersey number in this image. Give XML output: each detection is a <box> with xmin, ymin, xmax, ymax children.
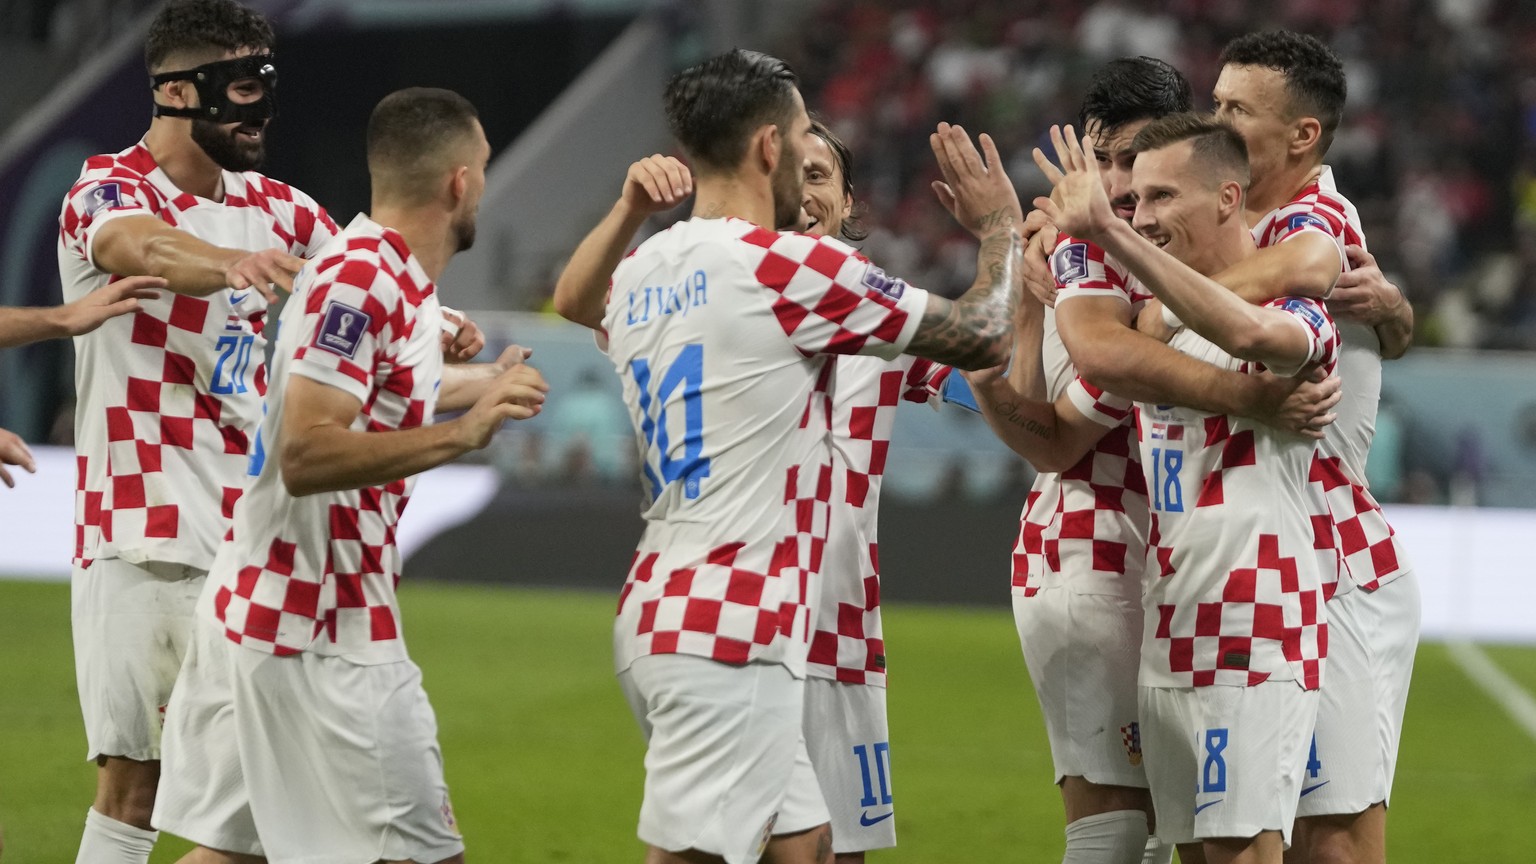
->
<box><xmin>211</xmin><ymin>333</ymin><xmax>256</xmax><ymax>396</ymax></box>
<box><xmin>1200</xmin><ymin>728</ymin><xmax>1229</xmax><ymax>793</ymax></box>
<box><xmin>853</xmin><ymin>742</ymin><xmax>894</xmax><ymax>807</ymax></box>
<box><xmin>629</xmin><ymin>343</ymin><xmax>711</xmax><ymax>501</ymax></box>
<box><xmin>1150</xmin><ymin>446</ymin><xmax>1185</xmax><ymax>512</ymax></box>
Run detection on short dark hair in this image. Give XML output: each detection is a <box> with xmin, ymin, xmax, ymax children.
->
<box><xmin>664</xmin><ymin>49</ymin><xmax>799</xmax><ymax>173</ymax></box>
<box><xmin>1219</xmin><ymin>30</ymin><xmax>1347</xmax><ymax>156</ymax></box>
<box><xmin>1078</xmin><ymin>56</ymin><xmax>1193</xmax><ymax>137</ymax></box>
<box><xmin>145</xmin><ymin>0</ymin><xmax>274</xmax><ymax>72</ymax></box>
<box><xmin>809</xmin><ymin>117</ymin><xmax>867</xmax><ymax>243</ymax></box>
<box><xmin>1131</xmin><ymin>112</ymin><xmax>1251</xmax><ymax>190</ymax></box>
<box><xmin>367</xmin><ymin>88</ymin><xmax>482</xmax><ymax>204</ymax></box>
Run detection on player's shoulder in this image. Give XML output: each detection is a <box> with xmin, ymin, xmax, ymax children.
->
<box><xmin>74</xmin><ymin>143</ymin><xmax>157</xmax><ymax>183</ymax></box>
<box><xmin>229</xmin><ymin>170</ymin><xmax>326</xmax><ymax>213</ymax></box>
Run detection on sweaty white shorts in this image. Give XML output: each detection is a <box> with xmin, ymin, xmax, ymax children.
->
<box><xmin>1014</xmin><ymin>590</ymin><xmax>1147</xmax><ymax>788</ymax></box>
<box><xmin>1298</xmin><ymin>572</ymin><xmax>1420</xmax><ymax>817</ymax></box>
<box><xmin>803</xmin><ymin>677</ymin><xmax>896</xmax><ymax>853</ymax></box>
<box><xmin>619</xmin><ymin>654</ymin><xmax>829</xmax><ymax>864</ymax></box>
<box><xmin>1140</xmin><ymin>683</ymin><xmax>1318</xmax><ymax>847</ymax></box>
<box><xmin>72</xmin><ymin>558</ymin><xmax>204</xmax><ymax>762</ymax></box>
<box><xmin>154</xmin><ymin>617</ymin><xmax>263</xmax><ymax>857</ymax></box>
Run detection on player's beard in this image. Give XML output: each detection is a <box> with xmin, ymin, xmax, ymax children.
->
<box><xmin>191</xmin><ymin>119</ymin><xmax>266</xmax><ymax>172</ymax></box>
<box><xmin>770</xmin><ymin>139</ymin><xmax>804</xmax><ymax>231</ymax></box>
<box><xmin>452</xmin><ymin>207</ymin><xmax>477</xmax><ymax>253</ymax></box>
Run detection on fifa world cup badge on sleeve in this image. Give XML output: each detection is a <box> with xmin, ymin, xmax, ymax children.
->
<box><xmin>1052</xmin><ymin>242</ymin><xmax>1089</xmax><ymax>283</ymax></box>
<box><xmin>317</xmin><ymin>302</ymin><xmax>370</xmax><ymax>358</ymax></box>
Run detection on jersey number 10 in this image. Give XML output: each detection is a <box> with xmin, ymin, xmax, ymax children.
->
<box><xmin>629</xmin><ymin>343</ymin><xmax>712</xmax><ymax>501</ymax></box>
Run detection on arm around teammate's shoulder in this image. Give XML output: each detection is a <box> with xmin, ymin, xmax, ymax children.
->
<box><xmin>91</xmin><ymin>215</ymin><xmax>302</xmax><ymax>303</ymax></box>
<box><xmin>907</xmin><ymin>226</ymin><xmax>1021</xmax><ymax>370</ymax></box>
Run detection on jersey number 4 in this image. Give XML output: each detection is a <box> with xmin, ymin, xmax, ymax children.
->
<box><xmin>629</xmin><ymin>343</ymin><xmax>711</xmax><ymax>501</ymax></box>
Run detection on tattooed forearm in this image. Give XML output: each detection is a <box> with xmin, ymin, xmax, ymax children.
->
<box><xmin>995</xmin><ymin>399</ymin><xmax>1055</xmax><ymax>440</ymax></box>
<box><xmin>974</xmin><ymin>206</ymin><xmax>1016</xmax><ymax>236</ymax></box>
<box><xmin>908</xmin><ymin>228</ymin><xmax>1021</xmax><ymax>369</ymax></box>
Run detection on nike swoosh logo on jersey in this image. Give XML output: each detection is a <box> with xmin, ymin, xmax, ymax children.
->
<box><xmin>1300</xmin><ymin>781</ymin><xmax>1330</xmax><ymax>797</ymax></box>
<box><xmin>859</xmin><ymin>810</ymin><xmax>894</xmax><ymax>827</ymax></box>
<box><xmin>1194</xmin><ymin>800</ymin><xmax>1223</xmax><ymax>815</ymax></box>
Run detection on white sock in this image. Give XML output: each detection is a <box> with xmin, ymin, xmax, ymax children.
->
<box><xmin>1063</xmin><ymin>810</ymin><xmax>1150</xmax><ymax>864</ymax></box>
<box><xmin>75</xmin><ymin>808</ymin><xmax>157</xmax><ymax>864</ymax></box>
<box><xmin>1142</xmin><ymin>832</ymin><xmax>1174</xmax><ymax>864</ymax></box>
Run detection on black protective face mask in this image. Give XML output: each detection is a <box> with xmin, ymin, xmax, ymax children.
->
<box><xmin>150</xmin><ymin>54</ymin><xmax>278</xmax><ymax>124</ymax></box>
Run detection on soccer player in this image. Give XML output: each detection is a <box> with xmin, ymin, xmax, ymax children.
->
<box><xmin>1210</xmin><ymin>32</ymin><xmax>1419</xmax><ymax>864</ymax></box>
<box><xmin>154</xmin><ymin>86</ymin><xmax>546</xmax><ymax>864</ymax></box>
<box><xmin>57</xmin><ymin>2</ymin><xmax>330</xmax><ymax>861</ymax></box>
<box><xmin>557</xmin><ymin>48</ymin><xmax>1021</xmax><ymax>864</ymax></box>
<box><xmin>968</xmin><ymin>57</ymin><xmax>1337</xmax><ymax>864</ymax></box>
<box><xmin>555</xmin><ymin>120</ymin><xmax>953</xmax><ymax>863</ymax></box>
<box><xmin>1034</xmin><ymin>112</ymin><xmax>1338</xmax><ymax>864</ymax></box>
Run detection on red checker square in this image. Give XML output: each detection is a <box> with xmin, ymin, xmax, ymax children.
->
<box><xmin>162</xmin><ymin>352</ymin><xmax>196</xmax><ymax>385</ymax></box>
<box><xmin>712</xmin><ymin>636</ymin><xmax>751</xmax><ymax>664</ymax></box>
<box><xmin>1203</xmin><ymin>415</ymin><xmax>1230</xmax><ymax>446</ymax></box>
<box><xmin>236</xmin><ymin>566</ymin><xmax>262</xmax><ymax>597</ymax></box>
<box><xmin>633</xmin><ymin>553</ymin><xmax>659</xmax><ymax>583</ymax></box>
<box><xmin>849</xmin><ymin>406</ymin><xmax>878</xmax><ymax>440</ymax></box>
<box><xmin>134</xmin><ymin>439</ymin><xmax>163</xmax><ymax>474</ymax></box>
<box><xmin>722</xmin><ymin>569</ymin><xmax>765</xmax><ymax>606</ymax></box>
<box><xmin>266</xmin><ymin>539</ymin><xmax>297</xmax><ymax>576</ymax></box>
<box><xmin>214</xmin><ymin>585</ymin><xmax>233</xmax><ymax>618</ymax></box>
<box><xmin>1167</xmin><ymin>636</ymin><xmax>1194</xmax><ymax>672</ymax></box>
<box><xmin>334</xmin><ymin>572</ymin><xmax>366</xmax><ymax>607</ymax></box>
<box><xmin>168</xmin><ymin>295</ymin><xmax>210</xmax><ymax>332</ymax></box>
<box><xmin>329</xmin><ymin>506</ymin><xmax>362</xmax><ymax>540</ymax></box>
<box><xmin>243</xmin><ymin>603</ymin><xmax>282</xmax><ymax>640</ymax></box>
<box><xmin>812</xmin><ymin>283</ymin><xmax>863</xmax><ymax>324</ymax></box>
<box><xmin>808</xmin><ymin>631</ymin><xmax>839</xmax><ymax>664</ymax></box>
<box><xmin>1091</xmin><ymin>540</ymin><xmax>1126</xmax><ymax>573</ymax></box>
<box><xmin>359</xmin><ymin>488</ymin><xmax>384</xmax><ymax>512</ymax></box>
<box><xmin>824</xmin><ymin>326</ymin><xmax>870</xmax><ymax>355</ymax></box>
<box><xmin>1250</xmin><ymin>603</ymin><xmax>1285</xmax><ymax>638</ymax></box>
<box><xmin>756</xmin><ymin>250</ymin><xmax>801</xmax><ymax>288</ymax></box>
<box><xmin>845</xmin><ymin>471</ymin><xmax>871</xmax><ymax>507</ymax></box>
<box><xmin>369</xmin><ymin>606</ymin><xmax>398</xmax><ymax>641</ymax></box>
<box><xmin>770</xmin><ymin>296</ymin><xmax>812</xmax><ymax>335</ymax></box>
<box><xmin>359</xmin><ymin>544</ymin><xmax>384</xmax><ymax>574</ymax></box>
<box><xmin>192</xmin><ymin>392</ymin><xmax>222</xmax><ymax>422</ymax></box>
<box><xmin>802</xmin><ymin>241</ymin><xmax>850</xmax><ymax>279</ymax></box>
<box><xmin>160</xmin><ymin>416</ymin><xmax>194</xmax><ymax>449</ymax></box>
<box><xmin>836</xmin><ymin>602</ymin><xmax>866</xmax><ymax>637</ymax></box>
<box><xmin>650</xmin><ymin>630</ymin><xmax>679</xmax><ymax>653</ymax></box>
<box><xmin>863</xmin><ymin>574</ymin><xmax>880</xmax><ymax>608</ymax></box>
<box><xmin>1059</xmin><ymin>509</ymin><xmax>1097</xmax><ymax>539</ymax></box>
<box><xmin>1369</xmin><ymin>539</ymin><xmax>1400</xmax><ymax>575</ymax></box>
<box><xmin>1155</xmin><ymin>604</ymin><xmax>1176</xmax><ymax>638</ymax></box>
<box><xmin>131</xmin><ymin>314</ymin><xmax>168</xmax><ymax>348</ymax></box>
<box><xmin>1196</xmin><ymin>472</ymin><xmax>1225</xmax><ymax>507</ymax></box>
<box><xmin>282</xmin><ymin>580</ymin><xmax>322</xmax><ymax>616</ymax></box>
<box><xmin>836</xmin><ymin>668</ymin><xmax>867</xmax><ymax>684</ymax></box>
<box><xmin>112</xmin><ymin>473</ymin><xmax>146</xmax><ymax>508</ymax></box>
<box><xmin>221</xmin><ymin>424</ymin><xmax>249</xmax><ymax>455</ymax></box>
<box><xmin>866</xmin><ymin>637</ymin><xmax>885</xmax><ymax>665</ymax></box>
<box><xmin>125</xmin><ymin>378</ymin><xmax>161</xmax><ymax>412</ymax></box>
<box><xmin>636</xmin><ymin>599</ymin><xmax>659</xmax><ymax>634</ymax></box>
<box><xmin>755</xmin><ymin>608</ymin><xmax>781</xmax><ymax>644</ymax></box>
<box><xmin>869</xmin><ymin>313</ymin><xmax>907</xmax><ymax>346</ymax></box>
<box><xmin>662</xmin><ymin>568</ymin><xmax>695</xmax><ymax>597</ymax></box>
<box><xmin>221</xmin><ymin>486</ymin><xmax>242</xmax><ymax>519</ymax></box>
<box><xmin>1223</xmin><ymin>567</ymin><xmax>1257</xmax><ymax>602</ymax></box>
<box><xmin>868</xmin><ymin>440</ymin><xmax>889</xmax><ymax>474</ymax></box>
<box><xmin>1221</xmin><ymin>431</ymin><xmax>1257</xmax><ymax>468</ymax></box>
<box><xmin>681</xmin><ymin>597</ymin><xmax>722</xmax><ymax>633</ymax></box>
<box><xmin>1193</xmin><ymin>602</ymin><xmax>1224</xmax><ymax>636</ymax></box>
<box><xmin>1310</xmin><ymin>515</ymin><xmax>1335</xmax><ymax>549</ymax></box>
<box><xmin>1193</xmin><ymin>669</ymin><xmax>1217</xmax><ymax>687</ymax></box>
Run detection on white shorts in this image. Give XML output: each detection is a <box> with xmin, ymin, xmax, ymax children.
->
<box><xmin>156</xmin><ymin>619</ymin><xmax>463</xmax><ymax>864</ymax></box>
<box><xmin>803</xmin><ymin>678</ymin><xmax>896</xmax><ymax>853</ymax></box>
<box><xmin>619</xmin><ymin>654</ymin><xmax>829</xmax><ymax>864</ymax></box>
<box><xmin>154</xmin><ymin>618</ymin><xmax>263</xmax><ymax>856</ymax></box>
<box><xmin>1014</xmin><ymin>590</ymin><xmax>1146</xmax><ymax>788</ymax></box>
<box><xmin>1298</xmin><ymin>572</ymin><xmax>1420</xmax><ymax>817</ymax></box>
<box><xmin>1140</xmin><ymin>683</ymin><xmax>1318</xmax><ymax>847</ymax></box>
<box><xmin>72</xmin><ymin>558</ymin><xmax>204</xmax><ymax>762</ymax></box>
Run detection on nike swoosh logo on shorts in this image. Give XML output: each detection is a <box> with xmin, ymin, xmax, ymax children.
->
<box><xmin>1194</xmin><ymin>799</ymin><xmax>1223</xmax><ymax>815</ymax></box>
<box><xmin>859</xmin><ymin>810</ymin><xmax>894</xmax><ymax>827</ymax></box>
<box><xmin>1301</xmin><ymin>781</ymin><xmax>1330</xmax><ymax>797</ymax></box>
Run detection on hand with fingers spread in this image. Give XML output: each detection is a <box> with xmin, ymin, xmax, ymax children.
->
<box><xmin>1030</xmin><ymin>125</ymin><xmax>1117</xmax><ymax>243</ymax></box>
<box><xmin>60</xmin><ymin>276</ymin><xmax>165</xmax><ymax>336</ymax></box>
<box><xmin>455</xmin><ymin>363</ymin><xmax>550</xmax><ymax>451</ymax></box>
<box><xmin>928</xmin><ymin>122</ymin><xmax>1023</xmax><ymax>238</ymax></box>
<box><xmin>621</xmin><ymin>154</ymin><xmax>693</xmax><ymax>218</ymax></box>
<box><xmin>0</xmin><ymin>427</ymin><xmax>36</xmax><ymax>489</ymax></box>
<box><xmin>224</xmin><ymin>248</ymin><xmax>306</xmax><ymax>303</ymax></box>
<box><xmin>439</xmin><ymin>308</ymin><xmax>486</xmax><ymax>363</ymax></box>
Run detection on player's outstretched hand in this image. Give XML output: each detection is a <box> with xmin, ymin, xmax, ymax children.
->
<box><xmin>928</xmin><ymin>122</ymin><xmax>1023</xmax><ymax>239</ymax></box>
<box><xmin>225</xmin><ymin>248</ymin><xmax>305</xmax><ymax>303</ymax></box>
<box><xmin>440</xmin><ymin>308</ymin><xmax>486</xmax><ymax>363</ymax></box>
<box><xmin>456</xmin><ymin>364</ymin><xmax>549</xmax><ymax>451</ymax></box>
<box><xmin>1251</xmin><ymin>367</ymin><xmax>1342</xmax><ymax>439</ymax></box>
<box><xmin>60</xmin><ymin>275</ymin><xmax>164</xmax><ymax>336</ymax></box>
<box><xmin>621</xmin><ymin>155</ymin><xmax>693</xmax><ymax>216</ymax></box>
<box><xmin>1031</xmin><ymin>125</ymin><xmax>1115</xmax><ymax>243</ymax></box>
<box><xmin>0</xmin><ymin>427</ymin><xmax>37</xmax><ymax>489</ymax></box>
<box><xmin>1329</xmin><ymin>245</ymin><xmax>1408</xmax><ymax>327</ymax></box>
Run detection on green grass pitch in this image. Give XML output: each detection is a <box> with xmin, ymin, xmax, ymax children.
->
<box><xmin>2</xmin><ymin>579</ymin><xmax>1534</xmax><ymax>862</ymax></box>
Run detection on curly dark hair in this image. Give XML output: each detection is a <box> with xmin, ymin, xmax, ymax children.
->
<box><xmin>145</xmin><ymin>0</ymin><xmax>274</xmax><ymax>73</ymax></box>
<box><xmin>1219</xmin><ymin>30</ymin><xmax>1347</xmax><ymax>156</ymax></box>
<box><xmin>1078</xmin><ymin>56</ymin><xmax>1193</xmax><ymax>137</ymax></box>
<box><xmin>809</xmin><ymin>116</ymin><xmax>867</xmax><ymax>242</ymax></box>
<box><xmin>664</xmin><ymin>49</ymin><xmax>799</xmax><ymax>173</ymax></box>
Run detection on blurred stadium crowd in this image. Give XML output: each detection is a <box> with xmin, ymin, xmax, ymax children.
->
<box><xmin>774</xmin><ymin>0</ymin><xmax>1536</xmax><ymax>351</ymax></box>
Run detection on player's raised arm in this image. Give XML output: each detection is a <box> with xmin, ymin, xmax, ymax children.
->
<box><xmin>0</xmin><ymin>276</ymin><xmax>164</xmax><ymax>347</ymax></box>
<box><xmin>88</xmin><ymin>214</ymin><xmax>302</xmax><ymax>303</ymax></box>
<box><xmin>553</xmin><ymin>155</ymin><xmax>693</xmax><ymax>330</ymax></box>
<box><xmin>908</xmin><ymin>123</ymin><xmax>1023</xmax><ymax>370</ymax></box>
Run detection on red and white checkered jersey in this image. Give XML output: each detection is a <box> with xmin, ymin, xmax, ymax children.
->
<box><xmin>208</xmin><ymin>215</ymin><xmax>441</xmax><ymax>664</ymax></box>
<box><xmin>1011</xmin><ymin>237</ymin><xmax>1151</xmax><ymax>601</ymax></box>
<box><xmin>1132</xmin><ymin>297</ymin><xmax>1341</xmax><ymax>690</ymax></box>
<box><xmin>58</xmin><ymin>141</ymin><xmax>337</xmax><ymax>571</ymax></box>
<box><xmin>1253</xmin><ymin>167</ymin><xmax>1410</xmax><ymax>592</ymax></box>
<box><xmin>603</xmin><ymin>218</ymin><xmax>928</xmax><ymax>678</ymax></box>
<box><xmin>806</xmin><ymin>354</ymin><xmax>950</xmax><ymax>686</ymax></box>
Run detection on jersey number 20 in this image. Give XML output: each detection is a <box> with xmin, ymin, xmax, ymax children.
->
<box><xmin>629</xmin><ymin>343</ymin><xmax>711</xmax><ymax>501</ymax></box>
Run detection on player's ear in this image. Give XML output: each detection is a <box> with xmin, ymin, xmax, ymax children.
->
<box><xmin>1218</xmin><ymin>180</ymin><xmax>1243</xmax><ymax>220</ymax></box>
<box><xmin>160</xmin><ymin>79</ymin><xmax>195</xmax><ymax>109</ymax></box>
<box><xmin>1290</xmin><ymin>117</ymin><xmax>1322</xmax><ymax>158</ymax></box>
<box><xmin>756</xmin><ymin>124</ymin><xmax>780</xmax><ymax>176</ymax></box>
<box><xmin>449</xmin><ymin>165</ymin><xmax>468</xmax><ymax>207</ymax></box>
